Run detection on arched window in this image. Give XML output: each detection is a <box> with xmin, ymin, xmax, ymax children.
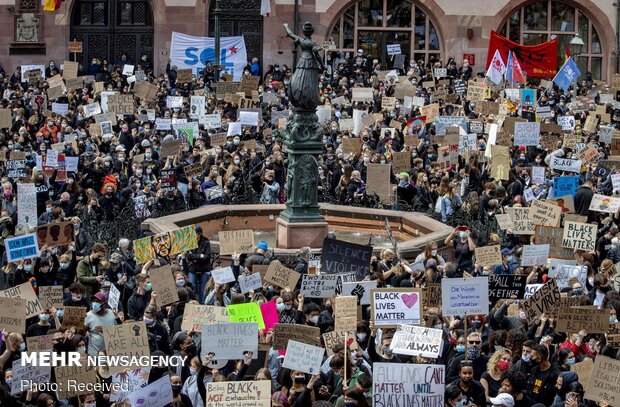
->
<box><xmin>499</xmin><ymin>1</ymin><xmax>603</xmax><ymax>79</ymax></box>
<box><xmin>329</xmin><ymin>0</ymin><xmax>442</xmax><ymax>65</ymax></box>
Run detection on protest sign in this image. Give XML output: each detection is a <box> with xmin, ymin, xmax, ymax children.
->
<box><xmin>575</xmin><ymin>144</ymin><xmax>600</xmax><ymax>164</ymax></box>
<box><xmin>160</xmin><ymin>139</ymin><xmax>183</xmax><ymax>158</ymax></box>
<box><xmin>206</xmin><ymin>380</ymin><xmax>271</xmax><ymax>407</ymax></box>
<box><xmin>488</xmin><ymin>275</ymin><xmax>527</xmax><ymax>302</ymax></box>
<box><xmin>321</xmin><ymin>238</ymin><xmax>372</xmax><ymax>280</ymax></box>
<box><xmin>300</xmin><ymin>273</ymin><xmax>355</xmax><ymax>298</ymax></box>
<box><xmin>514</xmin><ymin>122</ymin><xmax>540</xmax><ymax>146</ymax></box>
<box><xmin>532</xmin><ymin>166</ymin><xmax>546</xmax><ymax>185</ymax></box>
<box><xmin>0</xmin><ymin>281</ymin><xmax>43</xmax><ymax>318</ymax></box>
<box><xmin>550</xmin><ymin>156</ymin><xmax>583</xmax><ymax>173</ymax></box>
<box><xmin>181</xmin><ymin>303</ymin><xmax>229</xmax><ymax>332</ymax></box>
<box><xmin>83</xmin><ymin>102</ymin><xmax>101</xmax><ymax>118</ymax></box>
<box><xmin>556</xmin><ymin>306</ymin><xmax>609</xmax><ymax>333</ymax></box>
<box><xmin>373</xmin><ymin>363</ymin><xmax>444</xmax><ymax>407</ymax></box>
<box><xmin>424</xmin><ymin>284</ymin><xmax>442</xmax><ymax>309</ymax></box>
<box><xmin>218</xmin><ymin>229</ymin><xmax>254</xmax><ymax>255</ymax></box>
<box><xmin>26</xmin><ymin>334</ymin><xmax>54</xmax><ymax>351</ymax></box>
<box><xmin>366</xmin><ymin>163</ymin><xmax>392</xmax><ymax>201</ymax></box>
<box><xmin>38</xmin><ymin>285</ymin><xmax>63</xmax><ymax>309</ymax></box>
<box><xmin>62</xmin><ymin>306</ymin><xmax>86</xmax><ymax>329</ymax></box>
<box><xmin>264</xmin><ymin>260</ymin><xmax>301</xmax><ymax>290</ymax></box>
<box><xmin>11</xmin><ymin>360</ymin><xmax>51</xmax><ymax>396</ymax></box>
<box><xmin>334</xmin><ymin>295</ymin><xmax>358</xmax><ymax>332</ymax></box>
<box><xmin>103</xmin><ymin>322</ymin><xmax>150</xmax><ymax>374</ymax></box>
<box><xmin>529</xmin><ymin>200</ymin><xmax>562</xmax><ymax>227</ymax></box>
<box><xmin>524</xmin><ymin>284</ymin><xmax>543</xmax><ymax>299</ymax></box>
<box><xmin>108</xmin><ymin>284</ymin><xmax>120</xmax><ymax>311</ymax></box>
<box><xmin>341</xmin><ymin>280</ymin><xmax>377</xmax><ymax>305</ymax></box>
<box><xmin>352</xmin><ymin>88</ymin><xmax>374</xmax><ymax>102</ymax></box>
<box><xmin>272</xmin><ymin>323</ymin><xmax>321</xmax><ymax>350</ymax></box>
<box><xmin>571</xmin><ymin>358</ymin><xmax>594</xmax><ymax>389</ymax></box>
<box><xmin>211</xmin><ymin>266</ymin><xmax>236</xmax><ymax>285</ymax></box>
<box><xmin>200</xmin><ymin>113</ymin><xmax>222</xmax><ymax>128</ymax></box>
<box><xmin>127</xmin><ymin>375</ymin><xmax>173</xmax><ymax>407</ymax></box>
<box><xmin>35</xmin><ymin>222</ymin><xmax>75</xmax><ymax>247</ymax></box>
<box><xmin>149</xmin><ymin>265</ymin><xmax>179</xmax><ymax>306</ymax></box>
<box><xmin>504</xmin><ymin>207</ymin><xmax>534</xmax><ymax>235</ymax></box>
<box><xmin>553</xmin><ymin>176</ymin><xmax>579</xmax><ymax>198</ymax></box>
<box><xmin>390</xmin><ymin>324</ymin><xmax>443</xmax><ymax>358</ymax></box>
<box><xmin>238</xmin><ymin>272</ymin><xmax>263</xmax><ymax>294</ymax></box>
<box><xmin>557</xmin><ymin>115</ymin><xmax>576</xmax><ymax>130</ymax></box>
<box><xmin>371</xmin><ymin>288</ymin><xmax>423</xmax><ymax>327</ymax></box>
<box><xmin>495</xmin><ymin>214</ymin><xmax>515</xmax><ymax>229</ymax></box>
<box><xmin>6</xmin><ymin>158</ymin><xmax>27</xmax><ymax>179</ymax></box>
<box><xmin>392</xmin><ymin>151</ymin><xmax>411</xmax><ymax>173</ymax></box>
<box><xmin>323</xmin><ymin>330</ymin><xmax>358</xmax><ymax>356</ymax></box>
<box><xmin>589</xmin><ymin>194</ymin><xmax>620</xmax><ymax>214</ymax></box>
<box><xmin>585</xmin><ymin>354</ymin><xmax>620</xmax><ymax>406</ymax></box>
<box><xmin>0</xmin><ymin>297</ymin><xmax>27</xmax><ymax>333</ymax></box>
<box><xmin>441</xmin><ymin>277</ymin><xmax>489</xmax><ymax>316</ymax></box>
<box><xmin>109</xmin><ymin>368</ymin><xmax>149</xmax><ymax>402</ymax></box>
<box><xmin>520</xmin><ymin>244</ymin><xmax>550</xmax><ymax>266</ymax></box>
<box><xmin>282</xmin><ymin>340</ymin><xmax>324</xmax><ymax>374</ymax></box>
<box><xmin>201</xmin><ymin>322</ymin><xmax>258</xmax><ymax>360</ymax></box>
<box><xmin>548</xmin><ymin>264</ymin><xmax>587</xmax><ymax>289</ymax></box>
<box><xmin>55</xmin><ymin>358</ymin><xmax>97</xmax><ymax>399</ymax></box>
<box><xmin>522</xmin><ymin>278</ymin><xmax>561</xmax><ymax>324</ymax></box>
<box><xmin>562</xmin><ymin>221</ymin><xmax>597</xmax><ymax>251</ymax></box>
<box><xmin>134</xmin><ymin>81</ymin><xmax>158</xmax><ymax>101</ymax></box>
<box><xmin>17</xmin><ymin>183</ymin><xmax>37</xmax><ymax>228</ymax></box>
<box><xmin>227</xmin><ymin>302</ymin><xmax>265</xmax><ymax>330</ymax></box>
<box><xmin>474</xmin><ymin>245</ymin><xmax>501</xmax><ymax>267</ymax></box>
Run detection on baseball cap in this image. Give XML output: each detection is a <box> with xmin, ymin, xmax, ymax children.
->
<box><xmin>92</xmin><ymin>291</ymin><xmax>107</xmax><ymax>302</ymax></box>
<box><xmin>489</xmin><ymin>393</ymin><xmax>514</xmax><ymax>407</ymax></box>
<box><xmin>257</xmin><ymin>240</ymin><xmax>268</xmax><ymax>251</ymax></box>
<box><xmin>500</xmin><ymin>248</ymin><xmax>513</xmax><ymax>256</ymax></box>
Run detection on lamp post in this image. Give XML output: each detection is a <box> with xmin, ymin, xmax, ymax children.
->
<box><xmin>214</xmin><ymin>0</ymin><xmax>221</xmax><ymax>81</ymax></box>
<box><xmin>569</xmin><ymin>32</ymin><xmax>584</xmax><ymax>62</ymax></box>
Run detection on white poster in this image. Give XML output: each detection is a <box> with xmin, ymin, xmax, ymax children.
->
<box><xmin>441</xmin><ymin>277</ymin><xmax>489</xmax><ymax>317</ymax></box>
<box><xmin>557</xmin><ymin>116</ymin><xmax>576</xmax><ymax>131</ymax></box>
<box><xmin>190</xmin><ymin>96</ymin><xmax>206</xmax><ymax>118</ymax></box>
<box><xmin>127</xmin><ymin>375</ymin><xmax>172</xmax><ymax>407</ymax></box>
<box><xmin>341</xmin><ymin>280</ymin><xmax>377</xmax><ymax>305</ymax></box>
<box><xmin>83</xmin><ymin>102</ymin><xmax>102</xmax><ymax>118</ymax></box>
<box><xmin>521</xmin><ymin>244</ymin><xmax>550</xmax><ymax>266</ymax></box>
<box><xmin>550</xmin><ymin>156</ymin><xmax>582</xmax><ymax>173</ymax></box>
<box><xmin>170</xmin><ymin>32</ymin><xmax>248</xmax><ymax>81</ymax></box>
<box><xmin>211</xmin><ymin>266</ymin><xmax>236</xmax><ymax>285</ymax></box>
<box><xmin>238</xmin><ymin>273</ymin><xmax>263</xmax><ymax>294</ymax></box>
<box><xmin>373</xmin><ymin>363</ymin><xmax>445</xmax><ymax>407</ymax></box>
<box><xmin>549</xmin><ymin>263</ymin><xmax>587</xmax><ymax>289</ymax></box>
<box><xmin>199</xmin><ymin>113</ymin><xmax>221</xmax><ymax>128</ymax></box>
<box><xmin>282</xmin><ymin>340</ymin><xmax>324</xmax><ymax>374</ymax></box>
<box><xmin>122</xmin><ymin>64</ymin><xmax>135</xmax><ymax>76</ymax></box>
<box><xmin>371</xmin><ymin>289</ymin><xmax>422</xmax><ymax>326</ymax></box>
<box><xmin>532</xmin><ymin>166</ymin><xmax>546</xmax><ymax>185</ymax></box>
<box><xmin>17</xmin><ymin>183</ymin><xmax>37</xmax><ymax>228</ymax></box>
<box><xmin>390</xmin><ymin>324</ymin><xmax>443</xmax><ymax>358</ymax></box>
<box><xmin>524</xmin><ymin>284</ymin><xmax>543</xmax><ymax>299</ymax></box>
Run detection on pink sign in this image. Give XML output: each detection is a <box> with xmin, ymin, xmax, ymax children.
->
<box><xmin>260</xmin><ymin>301</ymin><xmax>279</xmax><ymax>331</ymax></box>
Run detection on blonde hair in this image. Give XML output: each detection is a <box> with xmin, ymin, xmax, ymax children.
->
<box><xmin>487</xmin><ymin>348</ymin><xmax>512</xmax><ymax>374</ymax></box>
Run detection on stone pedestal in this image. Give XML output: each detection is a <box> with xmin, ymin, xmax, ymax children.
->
<box><xmin>276</xmin><ymin>217</ymin><xmax>328</xmax><ymax>249</ymax></box>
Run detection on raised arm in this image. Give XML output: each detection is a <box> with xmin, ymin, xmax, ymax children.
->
<box><xmin>283</xmin><ymin>23</ymin><xmax>300</xmax><ymax>42</ymax></box>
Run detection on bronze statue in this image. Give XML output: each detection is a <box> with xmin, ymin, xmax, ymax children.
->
<box><xmin>283</xmin><ymin>22</ymin><xmax>325</xmax><ymax>111</ymax></box>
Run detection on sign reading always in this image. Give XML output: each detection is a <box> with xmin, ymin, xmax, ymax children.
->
<box><xmin>389</xmin><ymin>324</ymin><xmax>443</xmax><ymax>358</ymax></box>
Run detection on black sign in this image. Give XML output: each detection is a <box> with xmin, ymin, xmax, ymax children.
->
<box><xmin>6</xmin><ymin>160</ymin><xmax>27</xmax><ymax>179</ymax></box>
<box><xmin>488</xmin><ymin>275</ymin><xmax>527</xmax><ymax>302</ymax></box>
<box><xmin>320</xmin><ymin>238</ymin><xmax>372</xmax><ymax>281</ymax></box>
<box><xmin>454</xmin><ymin>79</ymin><xmax>467</xmax><ymax>95</ymax></box>
<box><xmin>160</xmin><ymin>169</ymin><xmax>177</xmax><ymax>192</ymax></box>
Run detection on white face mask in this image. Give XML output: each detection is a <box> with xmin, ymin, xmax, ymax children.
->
<box><xmin>431</xmin><ymin>250</ymin><xmax>437</xmax><ymax>256</ymax></box>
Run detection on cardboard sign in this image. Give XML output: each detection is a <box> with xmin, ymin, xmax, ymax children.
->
<box><xmin>467</xmin><ymin>81</ymin><xmax>490</xmax><ymax>102</ymax></box>
<box><xmin>474</xmin><ymin>245</ymin><xmax>501</xmax><ymax>267</ymax></box>
<box><xmin>63</xmin><ymin>61</ymin><xmax>79</xmax><ymax>79</ymax></box>
<box><xmin>282</xmin><ymin>340</ymin><xmax>324</xmax><ymax>374</ymax></box>
<box><xmin>183</xmin><ymin>162</ymin><xmax>203</xmax><ymax>179</ymax></box>
<box><xmin>589</xmin><ymin>194</ymin><xmax>620</xmax><ymax>214</ymax></box>
<box><xmin>392</xmin><ymin>151</ymin><xmax>410</xmax><ymax>173</ymax></box>
<box><xmin>218</xmin><ymin>229</ymin><xmax>254</xmax><ymax>255</ymax></box>
<box><xmin>134</xmin><ymin>81</ymin><xmax>158</xmax><ymax>101</ymax></box>
<box><xmin>55</xmin><ymin>357</ymin><xmax>97</xmax><ymax>399</ymax></box>
<box><xmin>441</xmin><ymin>277</ymin><xmax>489</xmax><ymax>316</ymax></box>
<box><xmin>272</xmin><ymin>323</ymin><xmax>321</xmax><ymax>350</ymax></box>
<box><xmin>585</xmin><ymin>355</ymin><xmax>620</xmax><ymax>405</ymax></box>
<box><xmin>488</xmin><ymin>275</ymin><xmax>527</xmax><ymax>302</ymax></box>
<box><xmin>62</xmin><ymin>305</ymin><xmax>86</xmax><ymax>329</ymax></box>
<box><xmin>562</xmin><ymin>221</ymin><xmax>597</xmax><ymax>251</ymax></box>
<box><xmin>505</xmin><ymin>207</ymin><xmax>535</xmax><ymax>235</ymax></box>
<box><xmin>334</xmin><ymin>295</ymin><xmax>358</xmax><ymax>332</ymax></box>
<box><xmin>176</xmin><ymin>68</ymin><xmax>193</xmax><ymax>83</ymax></box>
<box><xmin>371</xmin><ymin>288</ymin><xmax>423</xmax><ymax>327</ymax></box>
<box><xmin>103</xmin><ymin>322</ymin><xmax>150</xmax><ymax>374</ymax></box>
<box><xmin>149</xmin><ymin>265</ymin><xmax>179</xmax><ymax>306</ymax></box>
<box><xmin>352</xmin><ymin>88</ymin><xmax>374</xmax><ymax>102</ymax></box>
<box><xmin>160</xmin><ymin>139</ymin><xmax>183</xmax><ymax>158</ymax></box>
<box><xmin>35</xmin><ymin>222</ymin><xmax>75</xmax><ymax>247</ymax></box>
<box><xmin>529</xmin><ymin>200</ymin><xmax>562</xmax><ymax>227</ymax></box>
<box><xmin>323</xmin><ymin>330</ymin><xmax>358</xmax><ymax>356</ymax></box>
<box><xmin>522</xmin><ymin>278</ymin><xmax>561</xmax><ymax>324</ymax></box>
<box><xmin>366</xmin><ymin>163</ymin><xmax>393</xmax><ymax>201</ymax></box>
<box><xmin>341</xmin><ymin>137</ymin><xmax>362</xmax><ymax>154</ymax></box>
<box><xmin>201</xmin><ymin>322</ymin><xmax>258</xmax><ymax>360</ymax></box>
<box><xmin>26</xmin><ymin>334</ymin><xmax>55</xmax><ymax>351</ymax></box>
<box><xmin>496</xmin><ymin>214</ymin><xmax>514</xmax><ymax>229</ymax></box>
<box><xmin>341</xmin><ymin>280</ymin><xmax>377</xmax><ymax>305</ymax></box>
<box><xmin>227</xmin><ymin>302</ymin><xmax>265</xmax><ymax>330</ymax></box>
<box><xmin>181</xmin><ymin>304</ymin><xmax>229</xmax><ymax>332</ymax></box>
<box><xmin>264</xmin><ymin>261</ymin><xmax>301</xmax><ymax>290</ymax></box>
<box><xmin>0</xmin><ymin>297</ymin><xmax>27</xmax><ymax>333</ymax></box>
<box><xmin>320</xmin><ymin>238</ymin><xmax>372</xmax><ymax>281</ymax></box>
<box><xmin>206</xmin><ymin>381</ymin><xmax>271</xmax><ymax>407</ymax></box>
<box><xmin>390</xmin><ymin>324</ymin><xmax>443</xmax><ymax>358</ymax></box>
<box><xmin>556</xmin><ymin>306</ymin><xmax>609</xmax><ymax>333</ymax></box>
<box><xmin>373</xmin><ymin>363</ymin><xmax>445</xmax><ymax>407</ymax></box>
<box><xmin>239</xmin><ymin>272</ymin><xmax>263</xmax><ymax>294</ymax></box>
<box><xmin>0</xmin><ymin>281</ymin><xmax>43</xmax><ymax>318</ymax></box>
<box><xmin>211</xmin><ymin>266</ymin><xmax>236</xmax><ymax>285</ymax></box>
<box><xmin>520</xmin><ymin>244</ymin><xmax>550</xmax><ymax>266</ymax></box>
<box><xmin>38</xmin><ymin>285</ymin><xmax>63</xmax><ymax>309</ymax></box>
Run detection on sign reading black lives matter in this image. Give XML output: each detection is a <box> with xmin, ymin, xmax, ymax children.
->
<box><xmin>488</xmin><ymin>275</ymin><xmax>527</xmax><ymax>302</ymax></box>
<box><xmin>320</xmin><ymin>238</ymin><xmax>372</xmax><ymax>281</ymax></box>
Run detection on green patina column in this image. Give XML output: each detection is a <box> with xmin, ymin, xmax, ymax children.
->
<box><xmin>280</xmin><ymin>22</ymin><xmax>325</xmax><ymax>223</ymax></box>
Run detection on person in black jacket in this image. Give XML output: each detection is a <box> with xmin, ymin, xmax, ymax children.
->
<box><xmin>186</xmin><ymin>226</ymin><xmax>212</xmax><ymax>303</ymax></box>
<box><xmin>143</xmin><ymin>305</ymin><xmax>171</xmax><ymax>354</ymax></box>
<box><xmin>574</xmin><ymin>180</ymin><xmax>595</xmax><ymax>220</ymax></box>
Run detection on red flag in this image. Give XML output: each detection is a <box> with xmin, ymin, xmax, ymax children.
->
<box><xmin>510</xmin><ymin>52</ymin><xmax>527</xmax><ymax>84</ymax></box>
<box><xmin>486</xmin><ymin>31</ymin><xmax>558</xmax><ymax>78</ymax></box>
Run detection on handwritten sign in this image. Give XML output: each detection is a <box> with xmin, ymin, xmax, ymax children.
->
<box><xmin>218</xmin><ymin>229</ymin><xmax>254</xmax><ymax>255</ymax></box>
<box><xmin>181</xmin><ymin>304</ymin><xmax>229</xmax><ymax>332</ymax></box>
<box><xmin>550</xmin><ymin>156</ymin><xmax>583</xmax><ymax>173</ymax></box>
<box><xmin>55</xmin><ymin>358</ymin><xmax>97</xmax><ymax>399</ymax></box>
<box><xmin>5</xmin><ymin>233</ymin><xmax>39</xmax><ymax>262</ymax></box>
<box><xmin>300</xmin><ymin>273</ymin><xmax>355</xmax><ymax>298</ymax></box>
<box><xmin>321</xmin><ymin>238</ymin><xmax>372</xmax><ymax>281</ymax></box>
<box><xmin>103</xmin><ymin>322</ymin><xmax>150</xmax><ymax>374</ymax></box>
<box><xmin>227</xmin><ymin>302</ymin><xmax>265</xmax><ymax>330</ymax></box>
<box><xmin>488</xmin><ymin>275</ymin><xmax>527</xmax><ymax>302</ymax></box>
<box><xmin>201</xmin><ymin>322</ymin><xmax>258</xmax><ymax>360</ymax></box>
<box><xmin>206</xmin><ymin>380</ymin><xmax>271</xmax><ymax>407</ymax></box>
<box><xmin>520</xmin><ymin>244</ymin><xmax>550</xmax><ymax>266</ymax></box>
<box><xmin>505</xmin><ymin>207</ymin><xmax>535</xmax><ymax>235</ymax></box>
<box><xmin>474</xmin><ymin>245</ymin><xmax>501</xmax><ymax>267</ymax></box>
<box><xmin>562</xmin><ymin>221</ymin><xmax>597</xmax><ymax>251</ymax></box>
<box><xmin>556</xmin><ymin>306</ymin><xmax>609</xmax><ymax>333</ymax></box>
<box><xmin>341</xmin><ymin>280</ymin><xmax>377</xmax><ymax>305</ymax></box>
<box><xmin>373</xmin><ymin>363</ymin><xmax>444</xmax><ymax>407</ymax></box>
<box><xmin>522</xmin><ymin>278</ymin><xmax>560</xmax><ymax>324</ymax></box>
<box><xmin>264</xmin><ymin>261</ymin><xmax>301</xmax><ymax>290</ymax></box>
<box><xmin>371</xmin><ymin>288</ymin><xmax>422</xmax><ymax>327</ymax></box>
<box><xmin>239</xmin><ymin>272</ymin><xmax>263</xmax><ymax>294</ymax></box>
<box><xmin>282</xmin><ymin>340</ymin><xmax>324</xmax><ymax>374</ymax></box>
<box><xmin>390</xmin><ymin>324</ymin><xmax>443</xmax><ymax>358</ymax></box>
<box><xmin>38</xmin><ymin>285</ymin><xmax>63</xmax><ymax>309</ymax></box>
<box><xmin>441</xmin><ymin>277</ymin><xmax>489</xmax><ymax>316</ymax></box>
<box><xmin>0</xmin><ymin>297</ymin><xmax>27</xmax><ymax>333</ymax></box>
<box><xmin>149</xmin><ymin>265</ymin><xmax>179</xmax><ymax>306</ymax></box>
<box><xmin>0</xmin><ymin>281</ymin><xmax>43</xmax><ymax>318</ymax></box>
<box><xmin>589</xmin><ymin>194</ymin><xmax>620</xmax><ymax>214</ymax></box>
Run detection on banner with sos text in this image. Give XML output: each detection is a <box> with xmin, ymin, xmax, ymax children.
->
<box><xmin>170</xmin><ymin>32</ymin><xmax>247</xmax><ymax>81</ymax></box>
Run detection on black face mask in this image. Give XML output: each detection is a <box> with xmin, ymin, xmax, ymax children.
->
<box><xmin>294</xmin><ymin>376</ymin><xmax>306</xmax><ymax>384</ymax></box>
<box><xmin>171</xmin><ymin>384</ymin><xmax>182</xmax><ymax>394</ymax></box>
<box><xmin>185</xmin><ymin>343</ymin><xmax>197</xmax><ymax>356</ymax></box>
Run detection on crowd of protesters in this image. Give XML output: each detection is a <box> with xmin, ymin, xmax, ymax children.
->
<box><xmin>0</xmin><ymin>46</ymin><xmax>617</xmax><ymax>407</ymax></box>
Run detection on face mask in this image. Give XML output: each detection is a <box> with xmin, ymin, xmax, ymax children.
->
<box><xmin>46</xmin><ymin>207</ymin><xmax>52</xmax><ymax>213</ymax></box>
<box><xmin>144</xmin><ymin>317</ymin><xmax>154</xmax><ymax>325</ymax></box>
<box><xmin>185</xmin><ymin>343</ymin><xmax>197</xmax><ymax>355</ymax></box>
<box><xmin>189</xmin><ymin>368</ymin><xmax>197</xmax><ymax>376</ymax></box>
<box><xmin>176</xmin><ymin>279</ymin><xmax>185</xmax><ymax>287</ymax></box>
<box><xmin>399</xmin><ymin>180</ymin><xmax>407</xmax><ymax>187</ymax></box>
<box><xmin>611</xmin><ymin>316</ymin><xmax>618</xmax><ymax>323</ymax></box>
<box><xmin>285</xmin><ymin>304</ymin><xmax>292</xmax><ymax>311</ymax></box>
<box><xmin>118</xmin><ymin>156</ymin><xmax>125</xmax><ymax>162</ymax></box>
<box><xmin>522</xmin><ymin>354</ymin><xmax>531</xmax><ymax>363</ymax></box>
<box><xmin>77</xmin><ymin>346</ymin><xmax>86</xmax><ymax>354</ymax></box>
<box><xmin>357</xmin><ymin>333</ymin><xmax>367</xmax><ymax>341</ymax></box>
<box><xmin>172</xmin><ymin>384</ymin><xmax>182</xmax><ymax>393</ymax></box>
<box><xmin>104</xmin><ymin>162</ymin><xmax>111</xmax><ymax>167</ymax></box>
<box><xmin>467</xmin><ymin>347</ymin><xmax>480</xmax><ymax>359</ymax></box>
<box><xmin>19</xmin><ymin>343</ymin><xmax>26</xmax><ymax>352</ymax></box>
<box><xmin>519</xmin><ymin>310</ymin><xmax>527</xmax><ymax>320</ymax></box>
<box><xmin>498</xmin><ymin>360</ymin><xmax>510</xmax><ymax>371</ymax></box>
<box><xmin>431</xmin><ymin>250</ymin><xmax>437</xmax><ymax>256</ymax></box>
<box><xmin>39</xmin><ymin>314</ymin><xmax>50</xmax><ymax>322</ymax></box>
<box><xmin>24</xmin><ymin>265</ymin><xmax>32</xmax><ymax>272</ymax></box>
<box><xmin>72</xmin><ymin>295</ymin><xmax>82</xmax><ymax>301</ymax></box>
<box><xmin>308</xmin><ymin>315</ymin><xmax>319</xmax><ymax>324</ymax></box>
<box><xmin>456</xmin><ymin>344</ymin><xmax>465</xmax><ymax>353</ymax></box>
<box><xmin>344</xmin><ymin>403</ymin><xmax>356</xmax><ymax>407</ymax></box>
<box><xmin>472</xmin><ymin>320</ymin><xmax>482</xmax><ymax>329</ymax></box>
<box><xmin>294</xmin><ymin>376</ymin><xmax>306</xmax><ymax>384</ymax></box>
<box><xmin>233</xmin><ymin>140</ymin><xmax>240</xmax><ymax>145</ymax></box>
<box><xmin>459</xmin><ymin>232</ymin><xmax>468</xmax><ymax>239</ymax></box>
<box><xmin>145</xmin><ymin>282</ymin><xmax>153</xmax><ymax>292</ymax></box>
<box><xmin>455</xmin><ymin>400</ymin><xmax>466</xmax><ymax>407</ymax></box>
<box><xmin>380</xmin><ymin>160</ymin><xmax>386</xmax><ymax>164</ymax></box>
<box><xmin>566</xmin><ymin>357</ymin><xmax>576</xmax><ymax>366</ymax></box>
<box><xmin>5</xmin><ymin>379</ymin><xmax>12</xmax><ymax>386</ymax></box>
<box><xmin>91</xmin><ymin>302</ymin><xmax>102</xmax><ymax>312</ymax></box>
<box><xmin>276</xmin><ymin>303</ymin><xmax>286</xmax><ymax>312</ymax></box>
<box><xmin>234</xmin><ymin>159</ymin><xmax>241</xmax><ymax>165</ymax></box>
<box><xmin>215</xmin><ymin>148</ymin><xmax>222</xmax><ymax>155</ymax></box>
<box><xmin>56</xmin><ymin>309</ymin><xmax>64</xmax><ymax>318</ymax></box>
<box><xmin>423</xmin><ymin>176</ymin><xmax>428</xmax><ymax>182</ymax></box>
<box><xmin>363</xmin><ymin>156</ymin><xmax>370</xmax><ymax>163</ymax></box>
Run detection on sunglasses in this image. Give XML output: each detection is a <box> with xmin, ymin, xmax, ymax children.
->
<box><xmin>468</xmin><ymin>340</ymin><xmax>481</xmax><ymax>345</ymax></box>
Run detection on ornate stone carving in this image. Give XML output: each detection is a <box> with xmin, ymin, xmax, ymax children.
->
<box><xmin>16</xmin><ymin>13</ymin><xmax>39</xmax><ymax>43</ymax></box>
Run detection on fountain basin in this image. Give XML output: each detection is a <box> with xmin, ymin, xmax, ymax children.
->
<box><xmin>141</xmin><ymin>204</ymin><xmax>454</xmax><ymax>260</ymax></box>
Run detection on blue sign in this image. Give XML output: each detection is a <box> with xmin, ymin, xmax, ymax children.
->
<box><xmin>552</xmin><ymin>176</ymin><xmax>579</xmax><ymax>198</ymax></box>
<box><xmin>5</xmin><ymin>233</ymin><xmax>39</xmax><ymax>263</ymax></box>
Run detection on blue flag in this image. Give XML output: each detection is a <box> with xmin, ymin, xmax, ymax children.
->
<box><xmin>552</xmin><ymin>57</ymin><xmax>581</xmax><ymax>92</ymax></box>
<box><xmin>505</xmin><ymin>51</ymin><xmax>514</xmax><ymax>82</ymax></box>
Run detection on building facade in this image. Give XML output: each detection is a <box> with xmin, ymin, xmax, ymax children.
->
<box><xmin>0</xmin><ymin>0</ymin><xmax>616</xmax><ymax>81</ymax></box>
